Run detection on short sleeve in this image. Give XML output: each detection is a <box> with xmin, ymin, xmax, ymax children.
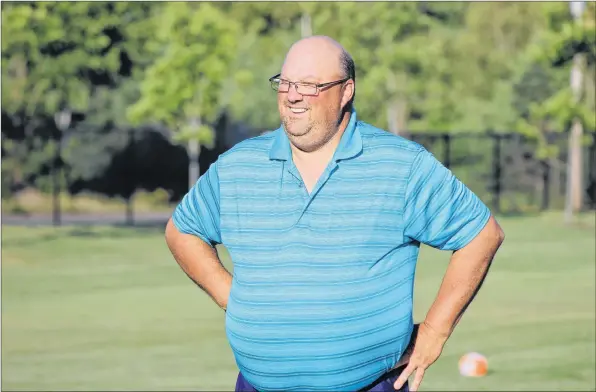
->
<box><xmin>171</xmin><ymin>160</ymin><xmax>222</xmax><ymax>247</ymax></box>
<box><xmin>403</xmin><ymin>148</ymin><xmax>491</xmax><ymax>251</ymax></box>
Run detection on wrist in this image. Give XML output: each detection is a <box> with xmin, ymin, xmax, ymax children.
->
<box><xmin>422</xmin><ymin>319</ymin><xmax>452</xmax><ymax>341</ymax></box>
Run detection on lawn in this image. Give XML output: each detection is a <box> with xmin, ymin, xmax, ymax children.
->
<box><xmin>2</xmin><ymin>213</ymin><xmax>595</xmax><ymax>391</ymax></box>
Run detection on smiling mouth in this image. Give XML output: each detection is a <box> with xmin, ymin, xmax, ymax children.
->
<box><xmin>288</xmin><ymin>107</ymin><xmax>308</xmax><ymax>114</ymax></box>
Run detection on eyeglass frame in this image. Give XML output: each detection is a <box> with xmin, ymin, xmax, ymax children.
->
<box><xmin>268</xmin><ymin>73</ymin><xmax>351</xmax><ymax>96</ymax></box>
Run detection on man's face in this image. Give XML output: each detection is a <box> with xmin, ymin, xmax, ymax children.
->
<box><xmin>276</xmin><ymin>43</ymin><xmax>351</xmax><ymax>153</ymax></box>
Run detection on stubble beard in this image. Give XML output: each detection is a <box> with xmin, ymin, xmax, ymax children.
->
<box><xmin>283</xmin><ymin>118</ymin><xmax>329</xmax><ymax>153</ymax></box>
<box><xmin>282</xmin><ymin>109</ymin><xmax>342</xmax><ymax>153</ymax></box>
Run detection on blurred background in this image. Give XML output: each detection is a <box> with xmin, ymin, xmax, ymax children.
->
<box><xmin>1</xmin><ymin>2</ymin><xmax>595</xmax><ymax>391</ymax></box>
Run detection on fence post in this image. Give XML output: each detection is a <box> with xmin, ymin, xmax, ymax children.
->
<box><xmin>589</xmin><ymin>133</ymin><xmax>596</xmax><ymax>209</ymax></box>
<box><xmin>442</xmin><ymin>134</ymin><xmax>451</xmax><ymax>169</ymax></box>
<box><xmin>126</xmin><ymin>128</ymin><xmax>135</xmax><ymax>226</ymax></box>
<box><xmin>541</xmin><ymin>160</ymin><xmax>550</xmax><ymax>211</ymax></box>
<box><xmin>126</xmin><ymin>196</ymin><xmax>134</xmax><ymax>226</ymax></box>
<box><xmin>52</xmin><ymin>150</ymin><xmax>61</xmax><ymax>226</ymax></box>
<box><xmin>492</xmin><ymin>134</ymin><xmax>502</xmax><ymax>213</ymax></box>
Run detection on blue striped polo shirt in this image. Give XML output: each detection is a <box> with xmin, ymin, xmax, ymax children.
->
<box><xmin>172</xmin><ymin>110</ymin><xmax>491</xmax><ymax>391</ymax></box>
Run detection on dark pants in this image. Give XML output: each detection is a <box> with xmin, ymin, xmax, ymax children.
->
<box><xmin>235</xmin><ymin>366</ymin><xmax>409</xmax><ymax>392</ymax></box>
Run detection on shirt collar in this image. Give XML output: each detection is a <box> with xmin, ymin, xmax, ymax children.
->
<box><xmin>269</xmin><ymin>109</ymin><xmax>363</xmax><ymax>162</ymax></box>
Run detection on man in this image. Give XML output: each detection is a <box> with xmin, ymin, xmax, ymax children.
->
<box><xmin>165</xmin><ymin>36</ymin><xmax>505</xmax><ymax>392</ymax></box>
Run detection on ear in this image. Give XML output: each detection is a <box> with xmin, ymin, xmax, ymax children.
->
<box><xmin>340</xmin><ymin>80</ymin><xmax>355</xmax><ymax>109</ymax></box>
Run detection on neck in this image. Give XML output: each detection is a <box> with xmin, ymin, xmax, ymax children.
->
<box><xmin>291</xmin><ymin>111</ymin><xmax>352</xmax><ymax>166</ymax></box>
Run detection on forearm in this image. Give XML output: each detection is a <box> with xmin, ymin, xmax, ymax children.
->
<box><xmin>423</xmin><ymin>216</ymin><xmax>505</xmax><ymax>337</ymax></box>
<box><xmin>165</xmin><ymin>218</ymin><xmax>232</xmax><ymax>311</ymax></box>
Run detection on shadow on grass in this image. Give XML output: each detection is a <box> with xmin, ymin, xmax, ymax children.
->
<box><xmin>1</xmin><ymin>232</ymin><xmax>64</xmax><ymax>248</ymax></box>
<box><xmin>68</xmin><ymin>222</ymin><xmax>167</xmax><ymax>238</ymax></box>
<box><xmin>498</xmin><ymin>211</ymin><xmax>542</xmax><ymax>218</ymax></box>
<box><xmin>2</xmin><ymin>221</ymin><xmax>167</xmax><ymax>248</ymax></box>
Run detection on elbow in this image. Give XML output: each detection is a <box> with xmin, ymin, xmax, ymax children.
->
<box><xmin>164</xmin><ymin>218</ymin><xmax>178</xmax><ymax>247</ymax></box>
<box><xmin>498</xmin><ymin>226</ymin><xmax>505</xmax><ymax>242</ymax></box>
<box><xmin>492</xmin><ymin>218</ymin><xmax>505</xmax><ymax>246</ymax></box>
<box><xmin>496</xmin><ymin>227</ymin><xmax>505</xmax><ymax>247</ymax></box>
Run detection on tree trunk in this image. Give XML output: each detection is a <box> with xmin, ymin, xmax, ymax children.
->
<box><xmin>386</xmin><ymin>71</ymin><xmax>409</xmax><ymax>136</ymax></box>
<box><xmin>570</xmin><ymin>118</ymin><xmax>583</xmax><ymax>212</ymax></box>
<box><xmin>188</xmin><ymin>138</ymin><xmax>200</xmax><ymax>190</ymax></box>
<box><xmin>549</xmin><ymin>157</ymin><xmax>560</xmax><ymax>208</ymax></box>
<box><xmin>125</xmin><ymin>193</ymin><xmax>134</xmax><ymax>226</ymax></box>
<box><xmin>565</xmin><ymin>51</ymin><xmax>584</xmax><ymax>222</ymax></box>
<box><xmin>301</xmin><ymin>13</ymin><xmax>312</xmax><ymax>38</ymax></box>
<box><xmin>387</xmin><ymin>98</ymin><xmax>408</xmax><ymax>136</ymax></box>
<box><xmin>52</xmin><ymin>147</ymin><xmax>61</xmax><ymax>227</ymax></box>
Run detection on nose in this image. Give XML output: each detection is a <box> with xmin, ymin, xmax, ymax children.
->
<box><xmin>286</xmin><ymin>84</ymin><xmax>303</xmax><ymax>103</ymax></box>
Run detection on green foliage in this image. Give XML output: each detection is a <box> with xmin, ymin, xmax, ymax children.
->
<box><xmin>310</xmin><ymin>2</ymin><xmax>456</xmax><ymax>132</ymax></box>
<box><xmin>127</xmin><ymin>2</ymin><xmax>240</xmax><ymax>147</ymax></box>
<box><xmin>2</xmin><ymin>2</ymin><xmax>595</xmax><ymax>199</ymax></box>
<box><xmin>63</xmin><ymin>125</ymin><xmax>131</xmax><ymax>181</ymax></box>
<box><xmin>5</xmin><ymin>1</ymin><xmax>592</xmax><ymax>137</ymax></box>
<box><xmin>2</xmin><ymin>2</ymin><xmax>123</xmax><ymax>117</ymax></box>
<box><xmin>541</xmin><ymin>2</ymin><xmax>596</xmax><ymax>67</ymax></box>
<box><xmin>213</xmin><ymin>3</ymin><xmax>303</xmax><ymax>132</ymax></box>
<box><xmin>1</xmin><ymin>2</ymin><xmax>158</xmax><ymax>193</ymax></box>
<box><xmin>514</xmin><ymin>1</ymin><xmax>596</xmax><ymax>158</ymax></box>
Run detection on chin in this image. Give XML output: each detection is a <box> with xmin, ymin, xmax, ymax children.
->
<box><xmin>286</xmin><ymin>128</ymin><xmax>309</xmax><ymax>139</ymax></box>
<box><xmin>287</xmin><ymin>133</ymin><xmax>325</xmax><ymax>153</ymax></box>
<box><xmin>283</xmin><ymin>120</ymin><xmax>311</xmax><ymax>137</ymax></box>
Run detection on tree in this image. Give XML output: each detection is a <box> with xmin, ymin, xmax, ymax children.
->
<box><xmin>220</xmin><ymin>3</ymin><xmax>312</xmax><ymax>132</ymax></box>
<box><xmin>444</xmin><ymin>2</ymin><xmax>553</xmax><ymax>133</ymax></box>
<box><xmin>127</xmin><ymin>2</ymin><xmax>241</xmax><ymax>190</ymax></box>
<box><xmin>515</xmin><ymin>1</ymin><xmax>596</xmax><ymax>216</ymax></box>
<box><xmin>1</xmin><ymin>2</ymin><xmax>132</xmax><ymax>119</ymax></box>
<box><xmin>2</xmin><ymin>2</ymin><xmax>162</xmax><ymax>222</ymax></box>
<box><xmin>304</xmin><ymin>3</ymin><xmax>468</xmax><ymax>134</ymax></box>
<box><xmin>2</xmin><ymin>2</ymin><xmax>140</xmax><ymax>223</ymax></box>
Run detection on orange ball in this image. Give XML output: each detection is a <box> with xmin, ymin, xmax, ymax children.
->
<box><xmin>458</xmin><ymin>352</ymin><xmax>488</xmax><ymax>377</ymax></box>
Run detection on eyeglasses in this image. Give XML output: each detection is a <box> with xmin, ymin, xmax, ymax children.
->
<box><xmin>269</xmin><ymin>73</ymin><xmax>350</xmax><ymax>96</ymax></box>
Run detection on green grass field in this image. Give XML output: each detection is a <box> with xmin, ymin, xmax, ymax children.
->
<box><xmin>2</xmin><ymin>213</ymin><xmax>595</xmax><ymax>391</ymax></box>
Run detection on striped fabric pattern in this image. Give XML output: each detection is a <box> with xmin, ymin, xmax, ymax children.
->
<box><xmin>172</xmin><ymin>110</ymin><xmax>491</xmax><ymax>391</ymax></box>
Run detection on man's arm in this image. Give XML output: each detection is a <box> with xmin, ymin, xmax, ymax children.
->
<box><xmin>165</xmin><ymin>218</ymin><xmax>232</xmax><ymax>311</ymax></box>
<box><xmin>395</xmin><ymin>216</ymin><xmax>504</xmax><ymax>372</ymax></box>
<box><xmin>423</xmin><ymin>214</ymin><xmax>504</xmax><ymax>338</ymax></box>
<box><xmin>165</xmin><ymin>160</ymin><xmax>230</xmax><ymax>310</ymax></box>
<box><xmin>395</xmin><ymin>148</ymin><xmax>505</xmax><ymax>391</ymax></box>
